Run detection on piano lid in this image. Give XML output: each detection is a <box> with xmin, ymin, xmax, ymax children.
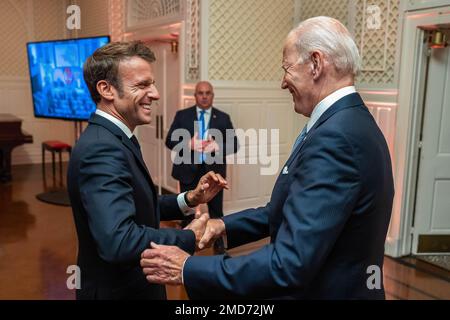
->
<box><xmin>0</xmin><ymin>113</ymin><xmax>23</xmax><ymax>122</ymax></box>
<box><xmin>0</xmin><ymin>113</ymin><xmax>32</xmax><ymax>143</ymax></box>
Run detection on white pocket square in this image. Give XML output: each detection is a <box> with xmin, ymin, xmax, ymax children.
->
<box><xmin>282</xmin><ymin>166</ymin><xmax>289</xmax><ymax>175</ymax></box>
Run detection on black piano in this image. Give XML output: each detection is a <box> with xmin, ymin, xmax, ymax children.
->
<box><xmin>0</xmin><ymin>114</ymin><xmax>33</xmax><ymax>182</ymax></box>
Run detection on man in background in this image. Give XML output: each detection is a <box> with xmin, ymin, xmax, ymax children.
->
<box><xmin>165</xmin><ymin>81</ymin><xmax>238</xmax><ymax>253</ymax></box>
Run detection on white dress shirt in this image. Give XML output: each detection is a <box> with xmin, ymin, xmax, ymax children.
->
<box><xmin>306</xmin><ymin>86</ymin><xmax>356</xmax><ymax>133</ymax></box>
<box><xmin>95</xmin><ymin>109</ymin><xmax>194</xmax><ymax>215</ymax></box>
<box><xmin>96</xmin><ymin>109</ymin><xmax>133</xmax><ymax>138</ymax></box>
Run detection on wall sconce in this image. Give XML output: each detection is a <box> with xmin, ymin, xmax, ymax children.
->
<box><xmin>171</xmin><ymin>40</ymin><xmax>178</xmax><ymax>53</ymax></box>
<box><xmin>428</xmin><ymin>30</ymin><xmax>448</xmax><ymax>49</ymax></box>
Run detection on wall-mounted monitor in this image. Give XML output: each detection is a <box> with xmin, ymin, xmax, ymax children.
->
<box><xmin>26</xmin><ymin>36</ymin><xmax>110</xmax><ymax>121</ymax></box>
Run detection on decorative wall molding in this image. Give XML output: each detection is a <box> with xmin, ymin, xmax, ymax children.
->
<box><xmin>215</xmin><ymin>98</ymin><xmax>297</xmax><ymax>213</ymax></box>
<box><xmin>200</xmin><ymin>0</ymin><xmax>209</xmax><ymax>81</ymax></box>
<box><xmin>110</xmin><ymin>0</ymin><xmax>125</xmax><ymax>41</ymax></box>
<box><xmin>126</xmin><ymin>0</ymin><xmax>183</xmax><ymax>30</ymax></box>
<box><xmin>359</xmin><ymin>0</ymin><xmax>389</xmax><ymax>72</ymax></box>
<box><xmin>359</xmin><ymin>88</ymin><xmax>398</xmax><ymax>103</ymax></box>
<box><xmin>207</xmin><ymin>0</ymin><xmax>294</xmax><ymax>81</ymax></box>
<box><xmin>0</xmin><ymin>1</ymin><xmax>29</xmax><ymax>77</ymax></box>
<box><xmin>183</xmin><ymin>82</ymin><xmax>291</xmax><ymax>101</ymax></box>
<box><xmin>298</xmin><ymin>0</ymin><xmax>401</xmax><ymax>88</ymax></box>
<box><xmin>365</xmin><ymin>101</ymin><xmax>397</xmax><ymax>160</ymax></box>
<box><xmin>355</xmin><ymin>0</ymin><xmax>401</xmax><ymax>86</ymax></box>
<box><xmin>405</xmin><ymin>0</ymin><xmax>450</xmax><ymax>11</ymax></box>
<box><xmin>0</xmin><ymin>77</ymin><xmax>29</xmax><ymax>88</ymax></box>
<box><xmin>185</xmin><ymin>0</ymin><xmax>200</xmax><ymax>82</ymax></box>
<box><xmin>77</xmin><ymin>0</ymin><xmax>110</xmax><ymax>38</ymax></box>
<box><xmin>299</xmin><ymin>0</ymin><xmax>349</xmax><ymax>25</ymax></box>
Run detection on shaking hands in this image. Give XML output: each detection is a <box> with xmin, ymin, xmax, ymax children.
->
<box><xmin>183</xmin><ymin>214</ymin><xmax>226</xmax><ymax>250</ymax></box>
<box><xmin>140</xmin><ymin>216</ymin><xmax>226</xmax><ymax>286</ymax></box>
<box><xmin>139</xmin><ymin>171</ymin><xmax>229</xmax><ymax>286</ymax></box>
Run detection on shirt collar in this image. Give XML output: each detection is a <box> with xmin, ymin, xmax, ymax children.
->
<box><xmin>95</xmin><ymin>109</ymin><xmax>134</xmax><ymax>138</ymax></box>
<box><xmin>196</xmin><ymin>106</ymin><xmax>212</xmax><ymax>115</ymax></box>
<box><xmin>307</xmin><ymin>86</ymin><xmax>356</xmax><ymax>132</ymax></box>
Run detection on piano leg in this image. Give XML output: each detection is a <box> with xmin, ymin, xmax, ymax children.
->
<box><xmin>0</xmin><ymin>147</ymin><xmax>12</xmax><ymax>183</ymax></box>
<box><xmin>0</xmin><ymin>149</ymin><xmax>3</xmax><ymax>181</ymax></box>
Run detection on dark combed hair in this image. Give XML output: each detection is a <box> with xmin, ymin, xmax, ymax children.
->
<box><xmin>83</xmin><ymin>41</ymin><xmax>156</xmax><ymax>103</ymax></box>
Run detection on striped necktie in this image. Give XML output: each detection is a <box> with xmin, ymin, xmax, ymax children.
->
<box><xmin>291</xmin><ymin>125</ymin><xmax>308</xmax><ymax>152</ymax></box>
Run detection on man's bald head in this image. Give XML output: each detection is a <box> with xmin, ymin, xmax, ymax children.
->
<box><xmin>194</xmin><ymin>81</ymin><xmax>214</xmax><ymax>110</ymax></box>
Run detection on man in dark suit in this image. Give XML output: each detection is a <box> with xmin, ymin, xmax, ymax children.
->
<box><xmin>165</xmin><ymin>82</ymin><xmax>238</xmax><ymax>252</ymax></box>
<box><xmin>67</xmin><ymin>41</ymin><xmax>227</xmax><ymax>300</ymax></box>
<box><xmin>141</xmin><ymin>17</ymin><xmax>394</xmax><ymax>299</ymax></box>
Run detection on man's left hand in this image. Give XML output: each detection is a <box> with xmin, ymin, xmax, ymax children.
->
<box><xmin>203</xmin><ymin>139</ymin><xmax>220</xmax><ymax>153</ymax></box>
<box><xmin>141</xmin><ymin>242</ymin><xmax>189</xmax><ymax>286</ymax></box>
<box><xmin>184</xmin><ymin>213</ymin><xmax>209</xmax><ymax>249</ymax></box>
<box><xmin>186</xmin><ymin>171</ymin><xmax>228</xmax><ymax>206</ymax></box>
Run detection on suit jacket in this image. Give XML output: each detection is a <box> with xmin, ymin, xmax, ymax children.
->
<box><xmin>165</xmin><ymin>106</ymin><xmax>238</xmax><ymax>185</ymax></box>
<box><xmin>183</xmin><ymin>93</ymin><xmax>394</xmax><ymax>299</ymax></box>
<box><xmin>67</xmin><ymin>114</ymin><xmax>196</xmax><ymax>300</ymax></box>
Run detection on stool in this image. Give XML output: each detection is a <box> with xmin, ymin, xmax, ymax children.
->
<box><xmin>42</xmin><ymin>140</ymin><xmax>72</xmax><ymax>183</ymax></box>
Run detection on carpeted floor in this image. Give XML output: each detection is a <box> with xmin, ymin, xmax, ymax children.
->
<box><xmin>416</xmin><ymin>255</ymin><xmax>450</xmax><ymax>272</ymax></box>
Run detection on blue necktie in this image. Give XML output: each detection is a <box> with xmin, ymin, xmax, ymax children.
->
<box><xmin>292</xmin><ymin>125</ymin><xmax>308</xmax><ymax>152</ymax></box>
<box><xmin>198</xmin><ymin>110</ymin><xmax>206</xmax><ymax>163</ymax></box>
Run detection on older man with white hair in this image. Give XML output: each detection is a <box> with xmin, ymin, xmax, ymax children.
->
<box><xmin>140</xmin><ymin>16</ymin><xmax>394</xmax><ymax>300</ymax></box>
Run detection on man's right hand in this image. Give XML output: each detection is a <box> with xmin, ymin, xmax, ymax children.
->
<box><xmin>184</xmin><ymin>213</ymin><xmax>209</xmax><ymax>248</ymax></box>
<box><xmin>198</xmin><ymin>218</ymin><xmax>226</xmax><ymax>250</ymax></box>
<box><xmin>189</xmin><ymin>132</ymin><xmax>204</xmax><ymax>152</ymax></box>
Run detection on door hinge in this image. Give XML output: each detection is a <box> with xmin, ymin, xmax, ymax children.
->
<box><xmin>418</xmin><ymin>140</ymin><xmax>423</xmax><ymax>149</ymax></box>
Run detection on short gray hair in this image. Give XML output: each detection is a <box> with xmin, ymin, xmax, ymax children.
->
<box><xmin>290</xmin><ymin>16</ymin><xmax>361</xmax><ymax>76</ymax></box>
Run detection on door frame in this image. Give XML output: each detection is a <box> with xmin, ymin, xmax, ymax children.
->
<box><xmin>393</xmin><ymin>5</ymin><xmax>450</xmax><ymax>257</ymax></box>
<box><xmin>411</xmin><ymin>32</ymin><xmax>450</xmax><ymax>254</ymax></box>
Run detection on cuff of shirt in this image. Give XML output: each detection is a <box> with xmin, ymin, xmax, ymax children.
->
<box><xmin>222</xmin><ymin>234</ymin><xmax>228</xmax><ymax>249</ymax></box>
<box><xmin>220</xmin><ymin>217</ymin><xmax>228</xmax><ymax>249</ymax></box>
<box><xmin>181</xmin><ymin>256</ymin><xmax>190</xmax><ymax>285</ymax></box>
<box><xmin>177</xmin><ymin>192</ymin><xmax>196</xmax><ymax>216</ymax></box>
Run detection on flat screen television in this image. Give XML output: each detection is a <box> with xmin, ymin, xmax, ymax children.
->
<box><xmin>26</xmin><ymin>36</ymin><xmax>110</xmax><ymax>121</ymax></box>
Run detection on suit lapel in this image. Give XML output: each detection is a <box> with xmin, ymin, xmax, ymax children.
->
<box><xmin>285</xmin><ymin>93</ymin><xmax>365</xmax><ymax>169</ymax></box>
<box><xmin>88</xmin><ymin>114</ymin><xmax>158</xmax><ymax>202</ymax></box>
<box><xmin>121</xmin><ymin>136</ymin><xmax>152</xmax><ymax>177</ymax></box>
<box><xmin>311</xmin><ymin>93</ymin><xmax>364</xmax><ymax>131</ymax></box>
<box><xmin>208</xmin><ymin>107</ymin><xmax>217</xmax><ymax>130</ymax></box>
<box><xmin>120</xmin><ymin>134</ymin><xmax>159</xmax><ymax>205</ymax></box>
<box><xmin>190</xmin><ymin>106</ymin><xmax>198</xmax><ymax>135</ymax></box>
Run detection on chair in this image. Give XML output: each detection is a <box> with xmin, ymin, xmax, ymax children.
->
<box><xmin>42</xmin><ymin>140</ymin><xmax>72</xmax><ymax>183</ymax></box>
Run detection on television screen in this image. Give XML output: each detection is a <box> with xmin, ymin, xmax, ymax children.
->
<box><xmin>26</xmin><ymin>36</ymin><xmax>110</xmax><ymax>121</ymax></box>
